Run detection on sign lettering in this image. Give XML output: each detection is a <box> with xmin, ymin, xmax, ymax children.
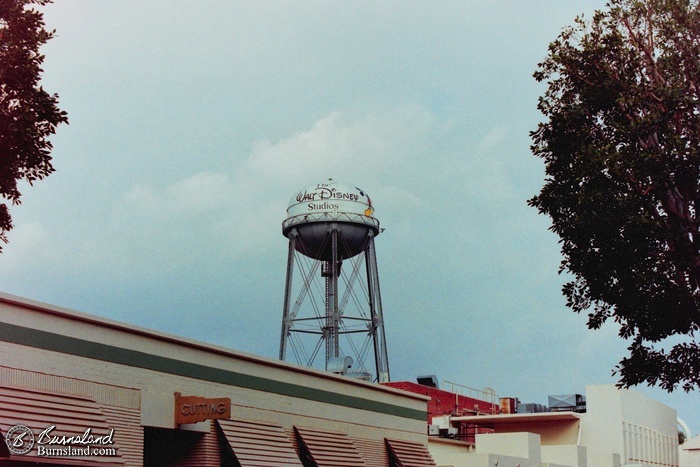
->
<box><xmin>174</xmin><ymin>392</ymin><xmax>231</xmax><ymax>425</ymax></box>
<box><xmin>295</xmin><ymin>187</ymin><xmax>360</xmax><ymax>203</ymax></box>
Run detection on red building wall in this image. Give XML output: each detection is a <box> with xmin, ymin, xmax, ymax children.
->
<box><xmin>382</xmin><ymin>381</ymin><xmax>499</xmax><ymax>421</ymax></box>
<box><xmin>382</xmin><ymin>381</ymin><xmax>499</xmax><ymax>443</ymax></box>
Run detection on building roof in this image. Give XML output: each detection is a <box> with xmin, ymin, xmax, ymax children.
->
<box><xmin>683</xmin><ymin>435</ymin><xmax>700</xmax><ymax>451</ymax></box>
<box><xmin>449</xmin><ymin>411</ymin><xmax>583</xmax><ymax>425</ymax></box>
<box><xmin>0</xmin><ymin>291</ymin><xmax>427</xmax><ymax>404</ymax></box>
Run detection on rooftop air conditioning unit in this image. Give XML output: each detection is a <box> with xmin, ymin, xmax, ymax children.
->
<box><xmin>417</xmin><ymin>375</ymin><xmax>439</xmax><ymax>388</ymax></box>
<box><xmin>518</xmin><ymin>402</ymin><xmax>547</xmax><ymax>413</ymax></box>
<box><xmin>548</xmin><ymin>394</ymin><xmax>586</xmax><ymax>413</ymax></box>
<box><xmin>439</xmin><ymin>427</ymin><xmax>458</xmax><ymax>438</ymax></box>
<box><xmin>345</xmin><ymin>370</ymin><xmax>372</xmax><ymax>382</ymax></box>
<box><xmin>327</xmin><ymin>356</ymin><xmax>353</xmax><ymax>374</ymax></box>
<box><xmin>431</xmin><ymin>415</ymin><xmax>450</xmax><ymax>429</ymax></box>
<box><xmin>499</xmin><ymin>397</ymin><xmax>518</xmax><ymax>414</ymax></box>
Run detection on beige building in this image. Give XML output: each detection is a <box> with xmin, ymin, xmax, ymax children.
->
<box><xmin>680</xmin><ymin>435</ymin><xmax>700</xmax><ymax>467</ymax></box>
<box><xmin>0</xmin><ymin>292</ymin><xmax>436</xmax><ymax>466</ymax></box>
<box><xmin>427</xmin><ymin>385</ymin><xmax>679</xmax><ymax>467</ymax></box>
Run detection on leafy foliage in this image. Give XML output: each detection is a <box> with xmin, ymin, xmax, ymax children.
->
<box><xmin>530</xmin><ymin>0</ymin><xmax>700</xmax><ymax>391</ymax></box>
<box><xmin>0</xmin><ymin>0</ymin><xmax>67</xmax><ymax>250</ymax></box>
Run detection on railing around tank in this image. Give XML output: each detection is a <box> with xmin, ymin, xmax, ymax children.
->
<box><xmin>282</xmin><ymin>212</ymin><xmax>380</xmax><ymax>232</ymax></box>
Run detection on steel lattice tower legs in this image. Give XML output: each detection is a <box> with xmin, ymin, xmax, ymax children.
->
<box><xmin>279</xmin><ymin>225</ymin><xmax>390</xmax><ymax>383</ymax></box>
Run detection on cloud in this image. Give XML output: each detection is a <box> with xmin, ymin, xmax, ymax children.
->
<box><xmin>247</xmin><ymin>110</ymin><xmax>437</xmax><ymax>186</ymax></box>
<box><xmin>1</xmin><ymin>223</ymin><xmax>54</xmax><ymax>269</ymax></box>
<box><xmin>79</xmin><ymin>109</ymin><xmax>440</xmax><ymax>273</ymax></box>
<box><xmin>478</xmin><ymin>126</ymin><xmax>508</xmax><ymax>150</ymax></box>
<box><xmin>1</xmin><ymin>107</ymin><xmax>527</xmax><ymax>320</ymax></box>
<box><xmin>126</xmin><ymin>172</ymin><xmax>234</xmax><ymax>218</ymax></box>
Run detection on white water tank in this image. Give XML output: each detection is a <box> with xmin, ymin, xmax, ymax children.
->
<box><xmin>282</xmin><ymin>180</ymin><xmax>379</xmax><ymax>261</ymax></box>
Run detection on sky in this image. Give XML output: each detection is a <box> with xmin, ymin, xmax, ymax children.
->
<box><xmin>1</xmin><ymin>0</ymin><xmax>698</xmax><ymax>435</ymax></box>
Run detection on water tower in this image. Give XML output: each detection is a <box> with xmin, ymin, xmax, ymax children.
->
<box><xmin>279</xmin><ymin>180</ymin><xmax>390</xmax><ymax>382</ymax></box>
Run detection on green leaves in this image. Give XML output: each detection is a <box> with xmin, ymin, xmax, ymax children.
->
<box><xmin>0</xmin><ymin>0</ymin><xmax>68</xmax><ymax>249</ymax></box>
<box><xmin>531</xmin><ymin>0</ymin><xmax>700</xmax><ymax>391</ymax></box>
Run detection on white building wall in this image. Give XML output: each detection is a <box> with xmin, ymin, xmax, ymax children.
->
<box><xmin>679</xmin><ymin>448</ymin><xmax>700</xmax><ymax>467</ymax></box>
<box><xmin>462</xmin><ymin>453</ymin><xmax>542</xmax><ymax>467</ymax></box>
<box><xmin>476</xmin><ymin>432</ymin><xmax>542</xmax><ymax>465</ymax></box>
<box><xmin>430</xmin><ymin>385</ymin><xmax>680</xmax><ymax>467</ymax></box>
<box><xmin>542</xmin><ymin>444</ymin><xmax>587</xmax><ymax>467</ymax></box>
<box><xmin>428</xmin><ymin>438</ymin><xmax>476</xmax><ymax>467</ymax></box>
<box><xmin>581</xmin><ymin>385</ymin><xmax>677</xmax><ymax>467</ymax></box>
<box><xmin>679</xmin><ymin>436</ymin><xmax>700</xmax><ymax>467</ymax></box>
<box><xmin>430</xmin><ymin>433</ymin><xmax>547</xmax><ymax>467</ymax></box>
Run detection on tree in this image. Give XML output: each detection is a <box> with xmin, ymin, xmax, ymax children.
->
<box><xmin>0</xmin><ymin>0</ymin><xmax>67</xmax><ymax>251</ymax></box>
<box><xmin>529</xmin><ymin>0</ymin><xmax>700</xmax><ymax>391</ymax></box>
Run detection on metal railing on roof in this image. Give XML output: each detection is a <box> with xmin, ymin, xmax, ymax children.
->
<box><xmin>441</xmin><ymin>380</ymin><xmax>499</xmax><ymax>407</ymax></box>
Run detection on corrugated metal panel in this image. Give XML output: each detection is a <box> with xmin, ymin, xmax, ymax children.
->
<box><xmin>0</xmin><ymin>385</ymin><xmax>124</xmax><ymax>465</ymax></box>
<box><xmin>218</xmin><ymin>419</ymin><xmax>302</xmax><ymax>466</ymax></box>
<box><xmin>294</xmin><ymin>426</ymin><xmax>367</xmax><ymax>467</ymax></box>
<box><xmin>286</xmin><ymin>426</ymin><xmax>302</xmax><ymax>458</ymax></box>
<box><xmin>172</xmin><ymin>421</ymin><xmax>220</xmax><ymax>467</ymax></box>
<box><xmin>385</xmin><ymin>438</ymin><xmax>436</xmax><ymax>467</ymax></box>
<box><xmin>100</xmin><ymin>405</ymin><xmax>143</xmax><ymax>466</ymax></box>
<box><xmin>353</xmin><ymin>437</ymin><xmax>389</xmax><ymax>467</ymax></box>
